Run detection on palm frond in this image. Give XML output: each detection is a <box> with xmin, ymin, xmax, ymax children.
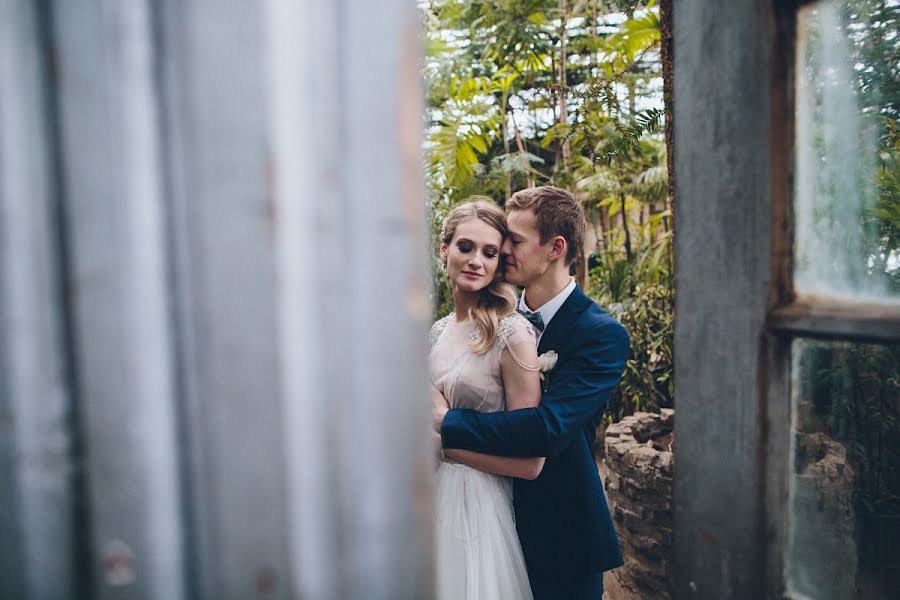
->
<box><xmin>597</xmin><ymin>108</ymin><xmax>664</xmax><ymax>165</ymax></box>
<box><xmin>630</xmin><ymin>165</ymin><xmax>668</xmax><ymax>203</ymax></box>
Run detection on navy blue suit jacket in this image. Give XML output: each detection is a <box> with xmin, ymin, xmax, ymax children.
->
<box><xmin>441</xmin><ymin>285</ymin><xmax>629</xmax><ymax>576</ymax></box>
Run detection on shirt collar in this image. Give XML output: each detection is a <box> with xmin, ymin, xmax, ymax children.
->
<box><xmin>519</xmin><ymin>278</ymin><xmax>576</xmax><ymax>330</ymax></box>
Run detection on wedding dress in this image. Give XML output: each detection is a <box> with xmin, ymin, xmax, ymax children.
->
<box><xmin>430</xmin><ymin>312</ymin><xmax>536</xmax><ymax>600</ymax></box>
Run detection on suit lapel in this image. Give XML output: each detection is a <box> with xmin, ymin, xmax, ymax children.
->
<box><xmin>537</xmin><ymin>285</ymin><xmax>592</xmax><ymax>354</ymax></box>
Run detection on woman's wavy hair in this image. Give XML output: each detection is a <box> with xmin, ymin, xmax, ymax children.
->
<box><xmin>440</xmin><ymin>198</ymin><xmax>518</xmax><ymax>354</ymax></box>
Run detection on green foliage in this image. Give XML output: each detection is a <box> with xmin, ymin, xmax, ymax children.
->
<box><xmin>827</xmin><ymin>1</ymin><xmax>900</xmax><ymax>292</ymax></box>
<box><xmin>428</xmin><ymin>97</ymin><xmax>501</xmax><ymax>190</ymax></box>
<box><xmin>600</xmin><ymin>9</ymin><xmax>661</xmax><ymax>74</ymax></box>
<box><xmin>597</xmin><ymin>108</ymin><xmax>664</xmax><ymax>165</ymax></box>
<box><xmin>431</xmin><ymin>253</ymin><xmax>454</xmax><ymax>320</ymax></box>
<box><xmin>630</xmin><ymin>164</ymin><xmax>668</xmax><ymax>204</ymax></box>
<box><xmin>424</xmin><ymin>0</ymin><xmax>664</xmax><ymax>203</ymax></box>
<box><xmin>871</xmin><ymin>118</ymin><xmax>900</xmax><ymax>292</ymax></box>
<box><xmin>588</xmin><ymin>221</ymin><xmax>673</xmax><ymax>421</ymax></box>
<box><xmin>603</xmin><ymin>283</ymin><xmax>674</xmax><ymax>420</ymax></box>
<box><xmin>429</xmin><ymin>0</ymin><xmax>557</xmax><ymax>71</ymax></box>
<box><xmin>587</xmin><ymin>252</ymin><xmax>633</xmax><ymax>306</ymax></box>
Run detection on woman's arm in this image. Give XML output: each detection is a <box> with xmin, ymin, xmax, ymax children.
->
<box><xmin>442</xmin><ymin>447</ymin><xmax>544</xmax><ymax>480</ymax></box>
<box><xmin>498</xmin><ymin>333</ymin><xmax>542</xmax><ymax>411</ymax></box>
<box><xmin>438</xmin><ymin>330</ymin><xmax>545</xmax><ymax>479</ymax></box>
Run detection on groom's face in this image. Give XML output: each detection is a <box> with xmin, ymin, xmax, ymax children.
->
<box><xmin>502</xmin><ymin>209</ymin><xmax>552</xmax><ymax>287</ymax></box>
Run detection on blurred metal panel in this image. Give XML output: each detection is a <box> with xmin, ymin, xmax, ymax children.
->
<box><xmin>264</xmin><ymin>0</ymin><xmax>432</xmax><ymax>598</ymax></box>
<box><xmin>333</xmin><ymin>1</ymin><xmax>433</xmax><ymax>598</ymax></box>
<box><xmin>156</xmin><ymin>1</ymin><xmax>291</xmax><ymax>598</ymax></box>
<box><xmin>3</xmin><ymin>1</ymin><xmax>431</xmax><ymax>598</ymax></box>
<box><xmin>50</xmin><ymin>1</ymin><xmax>185</xmax><ymax>598</ymax></box>
<box><xmin>0</xmin><ymin>1</ymin><xmax>76</xmax><ymax>598</ymax></box>
<box><xmin>263</xmin><ymin>0</ymin><xmax>343</xmax><ymax>597</ymax></box>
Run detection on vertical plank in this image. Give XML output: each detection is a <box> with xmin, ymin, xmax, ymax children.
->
<box><xmin>264</xmin><ymin>0</ymin><xmax>432</xmax><ymax>598</ymax></box>
<box><xmin>0</xmin><ymin>1</ymin><xmax>76</xmax><ymax>598</ymax></box>
<box><xmin>673</xmin><ymin>0</ymin><xmax>773</xmax><ymax>597</ymax></box>
<box><xmin>156</xmin><ymin>1</ymin><xmax>291</xmax><ymax>597</ymax></box>
<box><xmin>50</xmin><ymin>1</ymin><xmax>185</xmax><ymax>597</ymax></box>
<box><xmin>764</xmin><ymin>4</ymin><xmax>799</xmax><ymax>597</ymax></box>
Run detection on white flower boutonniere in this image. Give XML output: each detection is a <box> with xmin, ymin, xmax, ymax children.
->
<box><xmin>538</xmin><ymin>350</ymin><xmax>558</xmax><ymax>392</ymax></box>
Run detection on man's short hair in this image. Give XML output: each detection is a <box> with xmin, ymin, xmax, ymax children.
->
<box><xmin>506</xmin><ymin>186</ymin><xmax>585</xmax><ymax>265</ymax></box>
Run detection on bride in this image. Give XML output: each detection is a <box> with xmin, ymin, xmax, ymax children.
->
<box><xmin>430</xmin><ymin>200</ymin><xmax>544</xmax><ymax>599</ymax></box>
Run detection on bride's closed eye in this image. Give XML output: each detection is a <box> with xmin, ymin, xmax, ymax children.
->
<box><xmin>455</xmin><ymin>239</ymin><xmax>498</xmax><ymax>259</ymax></box>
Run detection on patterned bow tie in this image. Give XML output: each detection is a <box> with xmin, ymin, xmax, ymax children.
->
<box><xmin>517</xmin><ymin>308</ymin><xmax>545</xmax><ymax>332</ymax></box>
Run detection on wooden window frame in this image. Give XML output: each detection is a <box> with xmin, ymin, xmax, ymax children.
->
<box><xmin>765</xmin><ymin>1</ymin><xmax>900</xmax><ymax>597</ymax></box>
<box><xmin>769</xmin><ymin>0</ymin><xmax>900</xmax><ymax>345</ymax></box>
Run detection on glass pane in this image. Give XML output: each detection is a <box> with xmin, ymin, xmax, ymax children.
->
<box><xmin>788</xmin><ymin>339</ymin><xmax>900</xmax><ymax>599</ymax></box>
<box><xmin>794</xmin><ymin>1</ymin><xmax>900</xmax><ymax>301</ymax></box>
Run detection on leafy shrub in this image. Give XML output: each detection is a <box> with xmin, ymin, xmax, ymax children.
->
<box><xmin>602</xmin><ymin>283</ymin><xmax>674</xmax><ymax>423</ymax></box>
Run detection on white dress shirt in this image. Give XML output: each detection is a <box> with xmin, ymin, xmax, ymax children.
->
<box><xmin>518</xmin><ymin>278</ymin><xmax>577</xmax><ymax>344</ymax></box>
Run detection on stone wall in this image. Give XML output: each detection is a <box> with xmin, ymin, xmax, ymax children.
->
<box><xmin>789</xmin><ymin>432</ymin><xmax>857</xmax><ymax>599</ymax></box>
<box><xmin>603</xmin><ymin>410</ymin><xmax>675</xmax><ymax>599</ymax></box>
<box><xmin>601</xmin><ymin>412</ymin><xmax>860</xmax><ymax>599</ymax></box>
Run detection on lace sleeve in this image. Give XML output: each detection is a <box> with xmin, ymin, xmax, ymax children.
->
<box><xmin>497</xmin><ymin>313</ymin><xmax>539</xmax><ymax>371</ymax></box>
<box><xmin>429</xmin><ymin>315</ymin><xmax>451</xmax><ymax>349</ymax></box>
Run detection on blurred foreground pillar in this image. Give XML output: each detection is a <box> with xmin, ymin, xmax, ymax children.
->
<box><xmin>0</xmin><ymin>1</ymin><xmax>431</xmax><ymax>599</ymax></box>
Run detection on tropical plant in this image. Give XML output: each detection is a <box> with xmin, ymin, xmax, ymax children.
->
<box><xmin>424</xmin><ymin>0</ymin><xmax>674</xmax><ymax>425</ymax></box>
<box><xmin>603</xmin><ymin>283</ymin><xmax>674</xmax><ymax>420</ymax></box>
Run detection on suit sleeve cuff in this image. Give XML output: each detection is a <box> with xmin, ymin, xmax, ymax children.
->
<box><xmin>440</xmin><ymin>408</ymin><xmax>464</xmax><ymax>449</ymax></box>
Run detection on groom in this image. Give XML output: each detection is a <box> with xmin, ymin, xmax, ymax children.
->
<box><xmin>432</xmin><ymin>185</ymin><xmax>629</xmax><ymax>599</ymax></box>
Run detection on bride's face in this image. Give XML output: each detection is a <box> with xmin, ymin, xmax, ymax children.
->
<box><xmin>441</xmin><ymin>218</ymin><xmax>504</xmax><ymax>294</ymax></box>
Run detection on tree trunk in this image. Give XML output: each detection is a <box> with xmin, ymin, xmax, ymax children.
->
<box><xmin>627</xmin><ymin>78</ymin><xmax>635</xmax><ymax>117</ymax></box>
<box><xmin>621</xmin><ymin>192</ymin><xmax>633</xmax><ymax>262</ymax></box>
<box><xmin>502</xmin><ymin>90</ymin><xmax>512</xmax><ymax>199</ymax></box>
<box><xmin>550</xmin><ymin>48</ymin><xmax>560</xmax><ymax>173</ymax></box>
<box><xmin>639</xmin><ymin>204</ymin><xmax>646</xmax><ymax>245</ymax></box>
<box><xmin>574</xmin><ymin>249</ymin><xmax>587</xmax><ymax>287</ymax></box>
<box><xmin>559</xmin><ymin>1</ymin><xmax>584</xmax><ymax>283</ymax></box>
<box><xmin>509</xmin><ymin>111</ymin><xmax>534</xmax><ymax>188</ymax></box>
<box><xmin>600</xmin><ymin>204</ymin><xmax>610</xmax><ymax>250</ymax></box>
<box><xmin>660</xmin><ymin>0</ymin><xmax>675</xmax><ymax>231</ymax></box>
<box><xmin>558</xmin><ymin>0</ymin><xmax>571</xmax><ymax>171</ymax></box>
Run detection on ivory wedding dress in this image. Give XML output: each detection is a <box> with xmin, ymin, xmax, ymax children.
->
<box><xmin>430</xmin><ymin>312</ymin><xmax>536</xmax><ymax>600</ymax></box>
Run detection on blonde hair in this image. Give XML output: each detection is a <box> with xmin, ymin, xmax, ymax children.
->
<box><xmin>441</xmin><ymin>199</ymin><xmax>518</xmax><ymax>354</ymax></box>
